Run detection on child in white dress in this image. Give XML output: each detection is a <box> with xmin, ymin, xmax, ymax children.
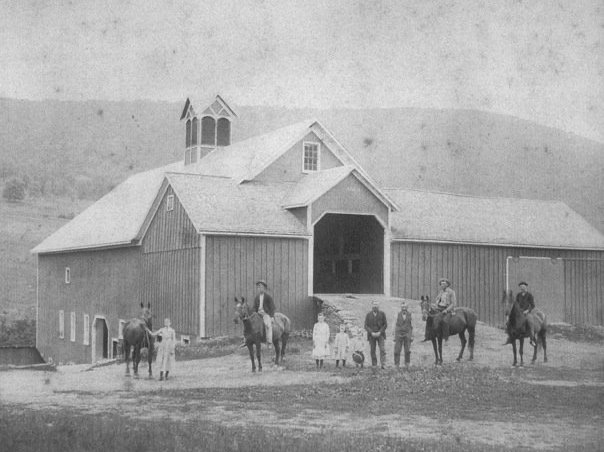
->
<box><xmin>333</xmin><ymin>324</ymin><xmax>350</xmax><ymax>368</ymax></box>
<box><xmin>312</xmin><ymin>313</ymin><xmax>330</xmax><ymax>369</ymax></box>
<box><xmin>150</xmin><ymin>318</ymin><xmax>176</xmax><ymax>381</ymax></box>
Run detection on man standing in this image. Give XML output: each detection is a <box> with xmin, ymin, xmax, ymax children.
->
<box><xmin>364</xmin><ymin>300</ymin><xmax>387</xmax><ymax>369</ymax></box>
<box><xmin>394</xmin><ymin>301</ymin><xmax>413</xmax><ymax>369</ymax></box>
<box><xmin>516</xmin><ymin>281</ymin><xmax>536</xmax><ymax>346</ymax></box>
<box><xmin>253</xmin><ymin>280</ymin><xmax>275</xmax><ymax>348</ymax></box>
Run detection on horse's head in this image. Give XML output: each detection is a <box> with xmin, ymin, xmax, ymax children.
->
<box><xmin>233</xmin><ymin>296</ymin><xmax>250</xmax><ymax>324</ymax></box>
<box><xmin>140</xmin><ymin>302</ymin><xmax>153</xmax><ymax>329</ymax></box>
<box><xmin>420</xmin><ymin>295</ymin><xmax>430</xmax><ymax>321</ymax></box>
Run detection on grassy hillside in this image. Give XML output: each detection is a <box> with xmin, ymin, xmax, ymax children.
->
<box><xmin>0</xmin><ymin>99</ymin><xmax>602</xmax><ymax>322</ymax></box>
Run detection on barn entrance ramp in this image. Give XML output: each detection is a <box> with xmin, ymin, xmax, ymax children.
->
<box><xmin>314</xmin><ymin>294</ymin><xmax>424</xmax><ymax>363</ymax></box>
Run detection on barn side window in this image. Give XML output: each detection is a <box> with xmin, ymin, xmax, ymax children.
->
<box><xmin>201</xmin><ymin>116</ymin><xmax>216</xmax><ymax>145</ymax></box>
<box><xmin>83</xmin><ymin>314</ymin><xmax>90</xmax><ymax>345</ymax></box>
<box><xmin>303</xmin><ymin>142</ymin><xmax>320</xmax><ymax>172</ymax></box>
<box><xmin>59</xmin><ymin>310</ymin><xmax>65</xmax><ymax>339</ymax></box>
<box><xmin>70</xmin><ymin>312</ymin><xmax>76</xmax><ymax>342</ymax></box>
<box><xmin>166</xmin><ymin>194</ymin><xmax>174</xmax><ymax>212</ymax></box>
<box><xmin>216</xmin><ymin>118</ymin><xmax>231</xmax><ymax>146</ymax></box>
<box><xmin>65</xmin><ymin>267</ymin><xmax>71</xmax><ymax>284</ymax></box>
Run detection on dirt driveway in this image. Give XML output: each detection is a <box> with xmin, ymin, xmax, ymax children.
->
<box><xmin>1</xmin><ymin>300</ymin><xmax>603</xmax><ymax>451</ymax></box>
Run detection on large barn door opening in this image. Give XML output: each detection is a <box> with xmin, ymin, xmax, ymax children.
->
<box><xmin>506</xmin><ymin>257</ymin><xmax>565</xmax><ymax>323</ymax></box>
<box><xmin>314</xmin><ymin>214</ymin><xmax>384</xmax><ymax>294</ymax></box>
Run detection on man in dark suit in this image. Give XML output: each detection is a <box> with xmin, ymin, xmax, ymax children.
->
<box><xmin>364</xmin><ymin>300</ymin><xmax>388</xmax><ymax>368</ymax></box>
<box><xmin>516</xmin><ymin>281</ymin><xmax>536</xmax><ymax>346</ymax></box>
<box><xmin>253</xmin><ymin>279</ymin><xmax>275</xmax><ymax>347</ymax></box>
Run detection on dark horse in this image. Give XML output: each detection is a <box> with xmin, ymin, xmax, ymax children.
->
<box><xmin>122</xmin><ymin>302</ymin><xmax>155</xmax><ymax>378</ymax></box>
<box><xmin>233</xmin><ymin>296</ymin><xmax>291</xmax><ymax>372</ymax></box>
<box><xmin>421</xmin><ymin>295</ymin><xmax>476</xmax><ymax>365</ymax></box>
<box><xmin>502</xmin><ymin>290</ymin><xmax>547</xmax><ymax>367</ymax></box>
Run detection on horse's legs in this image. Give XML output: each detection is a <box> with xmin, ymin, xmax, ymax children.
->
<box><xmin>256</xmin><ymin>342</ymin><xmax>262</xmax><ymax>372</ymax></box>
<box><xmin>281</xmin><ymin>333</ymin><xmax>288</xmax><ymax>362</ymax></box>
<box><xmin>133</xmin><ymin>346</ymin><xmax>140</xmax><ymax>377</ymax></box>
<box><xmin>247</xmin><ymin>342</ymin><xmax>256</xmax><ymax>372</ymax></box>
<box><xmin>431</xmin><ymin>338</ymin><xmax>439</xmax><ymax>365</ymax></box>
<box><xmin>518</xmin><ymin>338</ymin><xmax>524</xmax><ymax>367</ymax></box>
<box><xmin>437</xmin><ymin>337</ymin><xmax>443</xmax><ymax>365</ymax></box>
<box><xmin>542</xmin><ymin>332</ymin><xmax>547</xmax><ymax>363</ymax></box>
<box><xmin>511</xmin><ymin>340</ymin><xmax>518</xmax><ymax>367</ymax></box>
<box><xmin>274</xmin><ymin>340</ymin><xmax>281</xmax><ymax>366</ymax></box>
<box><xmin>467</xmin><ymin>325</ymin><xmax>475</xmax><ymax>361</ymax></box>
<box><xmin>148</xmin><ymin>345</ymin><xmax>153</xmax><ymax>377</ymax></box>
<box><xmin>456</xmin><ymin>331</ymin><xmax>467</xmax><ymax>362</ymax></box>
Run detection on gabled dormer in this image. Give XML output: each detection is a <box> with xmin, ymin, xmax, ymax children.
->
<box><xmin>180</xmin><ymin>95</ymin><xmax>237</xmax><ymax>165</ymax></box>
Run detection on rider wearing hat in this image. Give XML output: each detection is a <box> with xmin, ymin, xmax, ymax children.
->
<box><xmin>253</xmin><ymin>279</ymin><xmax>275</xmax><ymax>348</ymax></box>
<box><xmin>516</xmin><ymin>281</ymin><xmax>536</xmax><ymax>346</ymax></box>
<box><xmin>430</xmin><ymin>278</ymin><xmax>456</xmax><ymax>341</ymax></box>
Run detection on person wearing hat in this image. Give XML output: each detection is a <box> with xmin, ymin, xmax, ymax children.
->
<box><xmin>427</xmin><ymin>278</ymin><xmax>457</xmax><ymax>341</ymax></box>
<box><xmin>394</xmin><ymin>301</ymin><xmax>413</xmax><ymax>369</ymax></box>
<box><xmin>364</xmin><ymin>300</ymin><xmax>388</xmax><ymax>369</ymax></box>
<box><xmin>516</xmin><ymin>281</ymin><xmax>536</xmax><ymax>346</ymax></box>
<box><xmin>253</xmin><ymin>280</ymin><xmax>275</xmax><ymax>348</ymax></box>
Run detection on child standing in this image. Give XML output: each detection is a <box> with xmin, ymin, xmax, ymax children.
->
<box><xmin>333</xmin><ymin>324</ymin><xmax>350</xmax><ymax>368</ymax></box>
<box><xmin>150</xmin><ymin>318</ymin><xmax>176</xmax><ymax>381</ymax></box>
<box><xmin>350</xmin><ymin>327</ymin><xmax>366</xmax><ymax>368</ymax></box>
<box><xmin>312</xmin><ymin>313</ymin><xmax>330</xmax><ymax>369</ymax></box>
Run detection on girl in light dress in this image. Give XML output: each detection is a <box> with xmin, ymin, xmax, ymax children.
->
<box><xmin>333</xmin><ymin>323</ymin><xmax>350</xmax><ymax>368</ymax></box>
<box><xmin>312</xmin><ymin>313</ymin><xmax>331</xmax><ymax>369</ymax></box>
<box><xmin>150</xmin><ymin>318</ymin><xmax>176</xmax><ymax>381</ymax></box>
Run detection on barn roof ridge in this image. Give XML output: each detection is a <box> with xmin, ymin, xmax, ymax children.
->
<box><xmin>382</xmin><ymin>186</ymin><xmax>568</xmax><ymax>205</ymax></box>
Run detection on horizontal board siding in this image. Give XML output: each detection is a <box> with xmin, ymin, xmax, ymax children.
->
<box><xmin>205</xmin><ymin>235</ymin><xmax>310</xmax><ymax>337</ymax></box>
<box><xmin>391</xmin><ymin>242</ymin><xmax>604</xmax><ymax>326</ymax></box>
<box><xmin>143</xmin><ymin>186</ymin><xmax>200</xmax><ymax>253</ymax></box>
<box><xmin>141</xmin><ymin>248</ymin><xmax>200</xmax><ymax>336</ymax></box>
<box><xmin>37</xmin><ymin>247</ymin><xmax>141</xmax><ymax>365</ymax></box>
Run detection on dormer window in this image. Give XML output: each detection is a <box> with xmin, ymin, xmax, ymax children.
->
<box><xmin>303</xmin><ymin>142</ymin><xmax>320</xmax><ymax>172</ymax></box>
<box><xmin>201</xmin><ymin>116</ymin><xmax>216</xmax><ymax>145</ymax></box>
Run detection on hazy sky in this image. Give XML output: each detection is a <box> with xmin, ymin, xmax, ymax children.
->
<box><xmin>1</xmin><ymin>0</ymin><xmax>603</xmax><ymax>142</ymax></box>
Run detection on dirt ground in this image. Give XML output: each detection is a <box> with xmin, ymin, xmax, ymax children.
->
<box><xmin>1</xmin><ymin>298</ymin><xmax>603</xmax><ymax>451</ymax></box>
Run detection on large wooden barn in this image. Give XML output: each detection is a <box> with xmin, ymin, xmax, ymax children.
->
<box><xmin>32</xmin><ymin>95</ymin><xmax>604</xmax><ymax>364</ymax></box>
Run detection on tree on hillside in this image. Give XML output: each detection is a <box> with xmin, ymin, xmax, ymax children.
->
<box><xmin>2</xmin><ymin>177</ymin><xmax>26</xmax><ymax>202</ymax></box>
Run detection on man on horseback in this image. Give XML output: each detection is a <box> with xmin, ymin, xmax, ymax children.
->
<box><xmin>424</xmin><ymin>278</ymin><xmax>456</xmax><ymax>341</ymax></box>
<box><xmin>516</xmin><ymin>281</ymin><xmax>536</xmax><ymax>346</ymax></box>
<box><xmin>253</xmin><ymin>279</ymin><xmax>275</xmax><ymax>349</ymax></box>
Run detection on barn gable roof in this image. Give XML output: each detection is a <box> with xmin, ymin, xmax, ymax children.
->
<box><xmin>31</xmin><ymin>162</ymin><xmax>182</xmax><ymax>254</ymax></box>
<box><xmin>282</xmin><ymin>166</ymin><xmax>398</xmax><ymax>211</ymax></box>
<box><xmin>166</xmin><ymin>174</ymin><xmax>307</xmax><ymax>236</ymax></box>
<box><xmin>386</xmin><ymin>189</ymin><xmax>604</xmax><ymax>250</ymax></box>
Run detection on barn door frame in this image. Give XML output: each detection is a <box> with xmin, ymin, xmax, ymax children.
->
<box><xmin>91</xmin><ymin>315</ymin><xmax>109</xmax><ymax>363</ymax></box>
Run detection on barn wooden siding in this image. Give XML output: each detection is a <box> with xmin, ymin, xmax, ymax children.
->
<box><xmin>205</xmin><ymin>235</ymin><xmax>310</xmax><ymax>337</ymax></box>
<box><xmin>37</xmin><ymin>247</ymin><xmax>141</xmax><ymax>364</ymax></box>
<box><xmin>391</xmin><ymin>242</ymin><xmax>604</xmax><ymax>326</ymax></box>
<box><xmin>141</xmin><ymin>186</ymin><xmax>201</xmax><ymax>336</ymax></box>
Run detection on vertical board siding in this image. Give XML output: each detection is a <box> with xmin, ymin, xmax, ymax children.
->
<box><xmin>143</xmin><ymin>186</ymin><xmax>200</xmax><ymax>253</ymax></box>
<box><xmin>205</xmin><ymin>235</ymin><xmax>310</xmax><ymax>337</ymax></box>
<box><xmin>38</xmin><ymin>247</ymin><xmax>141</xmax><ymax>365</ymax></box>
<box><xmin>140</xmin><ymin>249</ymin><xmax>200</xmax><ymax>336</ymax></box>
<box><xmin>391</xmin><ymin>242</ymin><xmax>604</xmax><ymax>326</ymax></box>
<box><xmin>141</xmin><ymin>184</ymin><xmax>201</xmax><ymax>337</ymax></box>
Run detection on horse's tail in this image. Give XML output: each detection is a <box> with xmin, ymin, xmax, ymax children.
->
<box><xmin>464</xmin><ymin>309</ymin><xmax>477</xmax><ymax>350</ymax></box>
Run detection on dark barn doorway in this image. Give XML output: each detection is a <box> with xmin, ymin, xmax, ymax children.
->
<box><xmin>93</xmin><ymin>318</ymin><xmax>108</xmax><ymax>361</ymax></box>
<box><xmin>314</xmin><ymin>214</ymin><xmax>384</xmax><ymax>294</ymax></box>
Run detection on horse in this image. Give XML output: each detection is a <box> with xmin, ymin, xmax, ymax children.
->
<box><xmin>420</xmin><ymin>295</ymin><xmax>476</xmax><ymax>365</ymax></box>
<box><xmin>502</xmin><ymin>290</ymin><xmax>547</xmax><ymax>367</ymax></box>
<box><xmin>233</xmin><ymin>296</ymin><xmax>291</xmax><ymax>372</ymax></box>
<box><xmin>122</xmin><ymin>302</ymin><xmax>155</xmax><ymax>378</ymax></box>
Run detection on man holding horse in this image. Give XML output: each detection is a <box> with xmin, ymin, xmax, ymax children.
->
<box><xmin>253</xmin><ymin>279</ymin><xmax>275</xmax><ymax>348</ymax></box>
